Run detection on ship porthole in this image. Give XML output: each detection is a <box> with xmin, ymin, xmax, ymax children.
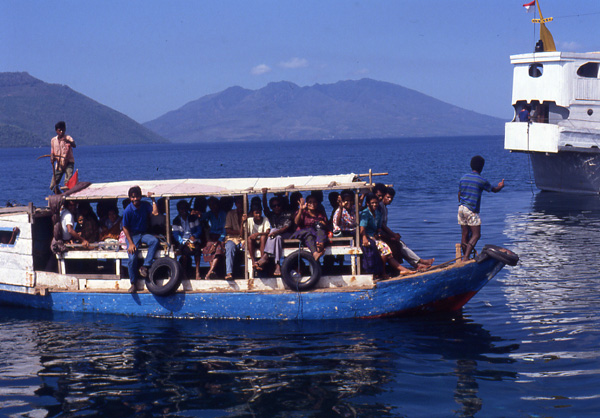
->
<box><xmin>588</xmin><ymin>109</ymin><xmax>593</xmax><ymax>116</ymax></box>
<box><xmin>528</xmin><ymin>64</ymin><xmax>543</xmax><ymax>78</ymax></box>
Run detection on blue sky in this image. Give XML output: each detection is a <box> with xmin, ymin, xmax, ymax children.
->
<box><xmin>2</xmin><ymin>0</ymin><xmax>600</xmax><ymax>123</ymax></box>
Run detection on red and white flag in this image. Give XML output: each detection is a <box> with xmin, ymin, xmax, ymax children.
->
<box><xmin>523</xmin><ymin>1</ymin><xmax>535</xmax><ymax>12</ymax></box>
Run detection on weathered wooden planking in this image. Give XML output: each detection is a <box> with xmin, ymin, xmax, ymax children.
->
<box><xmin>0</xmin><ymin>236</ymin><xmax>33</xmax><ymax>256</ymax></box>
<box><xmin>0</xmin><ymin>218</ymin><xmax>33</xmax><ymax>240</ymax></box>
<box><xmin>0</xmin><ymin>251</ymin><xmax>34</xmax><ymax>271</ymax></box>
<box><xmin>36</xmin><ymin>271</ymin><xmax>79</xmax><ymax>291</ymax></box>
<box><xmin>58</xmin><ymin>274</ymin><xmax>374</xmax><ymax>292</ymax></box>
<box><xmin>0</xmin><ymin>268</ymin><xmax>35</xmax><ymax>287</ymax></box>
<box><xmin>0</xmin><ymin>212</ymin><xmax>30</xmax><ymax>222</ymax></box>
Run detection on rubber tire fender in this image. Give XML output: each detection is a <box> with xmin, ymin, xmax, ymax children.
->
<box><xmin>482</xmin><ymin>245</ymin><xmax>519</xmax><ymax>266</ymax></box>
<box><xmin>281</xmin><ymin>250</ymin><xmax>322</xmax><ymax>291</ymax></box>
<box><xmin>146</xmin><ymin>257</ymin><xmax>183</xmax><ymax>296</ymax></box>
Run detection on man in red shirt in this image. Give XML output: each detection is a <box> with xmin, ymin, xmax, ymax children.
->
<box><xmin>50</xmin><ymin>121</ymin><xmax>76</xmax><ymax>193</ymax></box>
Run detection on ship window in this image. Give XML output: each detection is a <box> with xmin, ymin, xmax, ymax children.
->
<box><xmin>529</xmin><ymin>64</ymin><xmax>543</xmax><ymax>78</ymax></box>
<box><xmin>577</xmin><ymin>62</ymin><xmax>599</xmax><ymax>78</ymax></box>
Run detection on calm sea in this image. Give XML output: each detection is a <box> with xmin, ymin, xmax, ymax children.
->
<box><xmin>1</xmin><ymin>136</ymin><xmax>600</xmax><ymax>417</ymax></box>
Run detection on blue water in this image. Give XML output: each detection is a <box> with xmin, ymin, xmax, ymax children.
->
<box><xmin>1</xmin><ymin>136</ymin><xmax>600</xmax><ymax>417</ymax></box>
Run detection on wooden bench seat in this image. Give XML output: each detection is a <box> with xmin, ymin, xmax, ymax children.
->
<box><xmin>57</xmin><ymin>244</ymin><xmax>168</xmax><ymax>277</ymax></box>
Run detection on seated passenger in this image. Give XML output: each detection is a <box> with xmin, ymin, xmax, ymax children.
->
<box><xmin>191</xmin><ymin>196</ymin><xmax>207</xmax><ymax>217</ymax></box>
<box><xmin>122</xmin><ymin>188</ymin><xmax>161</xmax><ymax>293</ymax></box>
<box><xmin>260</xmin><ymin>191</ymin><xmax>293</xmax><ymax>275</ymax></box>
<box><xmin>99</xmin><ymin>206</ymin><xmax>122</xmax><ymax>241</ymax></box>
<box><xmin>328</xmin><ymin>191</ymin><xmax>340</xmax><ymax>221</ymax></box>
<box><xmin>61</xmin><ymin>201</ymin><xmax>89</xmax><ymax>248</ymax></box>
<box><xmin>380</xmin><ymin>187</ymin><xmax>433</xmax><ymax>271</ymax></box>
<box><xmin>172</xmin><ymin>200</ymin><xmax>202</xmax><ymax>280</ymax></box>
<box><xmin>289</xmin><ymin>191</ymin><xmax>303</xmax><ymax>213</ymax></box>
<box><xmin>201</xmin><ymin>197</ymin><xmax>227</xmax><ymax>280</ymax></box>
<box><xmin>150</xmin><ymin>197</ymin><xmax>167</xmax><ymax>236</ymax></box>
<box><xmin>76</xmin><ymin>201</ymin><xmax>99</xmax><ymax>243</ymax></box>
<box><xmin>360</xmin><ymin>193</ymin><xmax>413</xmax><ymax>278</ymax></box>
<box><xmin>332</xmin><ymin>189</ymin><xmax>357</xmax><ymax>237</ymax></box>
<box><xmin>224</xmin><ymin>196</ymin><xmax>245</xmax><ymax>280</ymax></box>
<box><xmin>291</xmin><ymin>194</ymin><xmax>329</xmax><ymax>261</ymax></box>
<box><xmin>191</xmin><ymin>196</ymin><xmax>209</xmax><ymax>243</ymax></box>
<box><xmin>244</xmin><ymin>206</ymin><xmax>271</xmax><ymax>271</ymax></box>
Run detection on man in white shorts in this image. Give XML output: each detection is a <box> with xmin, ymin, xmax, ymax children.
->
<box><xmin>458</xmin><ymin>156</ymin><xmax>504</xmax><ymax>261</ymax></box>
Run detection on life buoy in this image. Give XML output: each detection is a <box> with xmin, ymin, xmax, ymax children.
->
<box><xmin>146</xmin><ymin>257</ymin><xmax>182</xmax><ymax>296</ymax></box>
<box><xmin>281</xmin><ymin>250</ymin><xmax>322</xmax><ymax>291</ymax></box>
<box><xmin>481</xmin><ymin>245</ymin><xmax>519</xmax><ymax>266</ymax></box>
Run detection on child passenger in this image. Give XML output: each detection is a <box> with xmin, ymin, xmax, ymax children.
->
<box><xmin>244</xmin><ymin>207</ymin><xmax>271</xmax><ymax>271</ymax></box>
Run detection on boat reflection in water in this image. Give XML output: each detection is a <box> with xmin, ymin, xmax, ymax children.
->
<box><xmin>0</xmin><ymin>308</ymin><xmax>518</xmax><ymax>417</ymax></box>
<box><xmin>501</xmin><ymin>191</ymin><xmax>600</xmax><ymax>368</ymax></box>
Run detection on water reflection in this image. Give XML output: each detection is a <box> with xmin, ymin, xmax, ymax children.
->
<box><xmin>500</xmin><ymin>192</ymin><xmax>600</xmax><ymax>411</ymax></box>
<box><xmin>0</xmin><ymin>309</ymin><xmax>519</xmax><ymax>417</ymax></box>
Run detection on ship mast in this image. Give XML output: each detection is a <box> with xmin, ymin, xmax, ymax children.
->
<box><xmin>532</xmin><ymin>0</ymin><xmax>556</xmax><ymax>52</ymax></box>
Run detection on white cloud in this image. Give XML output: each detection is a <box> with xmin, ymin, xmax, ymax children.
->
<box><xmin>251</xmin><ymin>64</ymin><xmax>272</xmax><ymax>75</ymax></box>
<box><xmin>279</xmin><ymin>57</ymin><xmax>308</xmax><ymax>69</ymax></box>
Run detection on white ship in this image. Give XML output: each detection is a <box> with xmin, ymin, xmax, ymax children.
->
<box><xmin>504</xmin><ymin>3</ymin><xmax>600</xmax><ymax>194</ymax></box>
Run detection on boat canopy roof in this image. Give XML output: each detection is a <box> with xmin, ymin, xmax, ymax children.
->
<box><xmin>64</xmin><ymin>173</ymin><xmax>367</xmax><ymax>200</ymax></box>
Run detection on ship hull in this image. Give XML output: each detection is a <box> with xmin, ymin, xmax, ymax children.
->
<box><xmin>529</xmin><ymin>150</ymin><xmax>600</xmax><ymax>194</ymax></box>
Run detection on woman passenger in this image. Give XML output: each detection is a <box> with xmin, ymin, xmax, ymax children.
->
<box><xmin>291</xmin><ymin>194</ymin><xmax>329</xmax><ymax>260</ymax></box>
<box><xmin>332</xmin><ymin>189</ymin><xmax>357</xmax><ymax>237</ymax></box>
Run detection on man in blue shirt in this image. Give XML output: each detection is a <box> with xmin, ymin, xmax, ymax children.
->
<box><xmin>122</xmin><ymin>186</ymin><xmax>160</xmax><ymax>293</ymax></box>
<box><xmin>518</xmin><ymin>105</ymin><xmax>530</xmax><ymax>122</ymax></box>
<box><xmin>458</xmin><ymin>156</ymin><xmax>504</xmax><ymax>262</ymax></box>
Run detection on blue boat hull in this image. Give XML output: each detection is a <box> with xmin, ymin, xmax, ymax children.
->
<box><xmin>0</xmin><ymin>258</ymin><xmax>504</xmax><ymax>320</ymax></box>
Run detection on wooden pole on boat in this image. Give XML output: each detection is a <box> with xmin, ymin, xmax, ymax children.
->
<box><xmin>354</xmin><ymin>188</ymin><xmax>361</xmax><ymax>275</ymax></box>
<box><xmin>165</xmin><ymin>197</ymin><xmax>172</xmax><ymax>253</ymax></box>
<box><xmin>368</xmin><ymin>169</ymin><xmax>372</xmax><ymax>185</ymax></box>
<box><xmin>243</xmin><ymin>193</ymin><xmax>249</xmax><ymax>280</ymax></box>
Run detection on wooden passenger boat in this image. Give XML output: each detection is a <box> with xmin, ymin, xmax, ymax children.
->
<box><xmin>0</xmin><ymin>173</ymin><xmax>517</xmax><ymax>320</ymax></box>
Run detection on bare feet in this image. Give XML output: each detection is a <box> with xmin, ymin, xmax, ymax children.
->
<box><xmin>419</xmin><ymin>258</ymin><xmax>434</xmax><ymax>266</ymax></box>
<box><xmin>416</xmin><ymin>263</ymin><xmax>432</xmax><ymax>271</ymax></box>
<box><xmin>274</xmin><ymin>264</ymin><xmax>281</xmax><ymax>276</ymax></box>
<box><xmin>313</xmin><ymin>251</ymin><xmax>324</xmax><ymax>261</ymax></box>
<box><xmin>224</xmin><ymin>273</ymin><xmax>233</xmax><ymax>280</ymax></box>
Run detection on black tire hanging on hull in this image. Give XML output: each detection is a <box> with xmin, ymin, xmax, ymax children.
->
<box><xmin>281</xmin><ymin>250</ymin><xmax>322</xmax><ymax>291</ymax></box>
<box><xmin>146</xmin><ymin>257</ymin><xmax>183</xmax><ymax>296</ymax></box>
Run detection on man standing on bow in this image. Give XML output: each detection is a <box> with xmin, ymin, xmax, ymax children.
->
<box><xmin>50</xmin><ymin>121</ymin><xmax>76</xmax><ymax>193</ymax></box>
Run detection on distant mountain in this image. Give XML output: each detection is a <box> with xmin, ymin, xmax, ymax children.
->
<box><xmin>144</xmin><ymin>78</ymin><xmax>505</xmax><ymax>142</ymax></box>
<box><xmin>0</xmin><ymin>72</ymin><xmax>167</xmax><ymax>148</ymax></box>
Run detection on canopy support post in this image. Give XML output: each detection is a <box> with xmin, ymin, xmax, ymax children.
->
<box><xmin>354</xmin><ymin>188</ymin><xmax>361</xmax><ymax>275</ymax></box>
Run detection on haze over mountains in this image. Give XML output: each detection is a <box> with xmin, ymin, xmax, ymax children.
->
<box><xmin>0</xmin><ymin>72</ymin><xmax>167</xmax><ymax>147</ymax></box>
<box><xmin>144</xmin><ymin>78</ymin><xmax>505</xmax><ymax>142</ymax></box>
<box><xmin>0</xmin><ymin>72</ymin><xmax>504</xmax><ymax>148</ymax></box>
